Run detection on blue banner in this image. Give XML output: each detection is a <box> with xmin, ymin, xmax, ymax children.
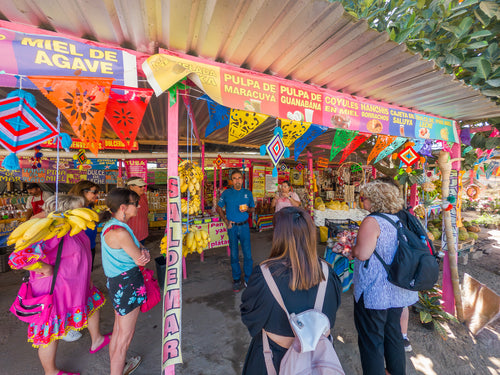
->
<box><xmin>0</xmin><ymin>26</ymin><xmax>137</xmax><ymax>88</ymax></box>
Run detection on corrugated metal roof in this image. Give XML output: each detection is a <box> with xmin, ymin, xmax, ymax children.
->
<box><xmin>1</xmin><ymin>0</ymin><xmax>499</xmax><ymax>147</ymax></box>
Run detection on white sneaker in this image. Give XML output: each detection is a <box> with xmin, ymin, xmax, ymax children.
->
<box><xmin>62</xmin><ymin>330</ymin><xmax>82</xmax><ymax>342</ymax></box>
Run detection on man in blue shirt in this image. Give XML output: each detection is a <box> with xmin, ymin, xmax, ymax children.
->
<box><xmin>217</xmin><ymin>169</ymin><xmax>255</xmax><ymax>292</ymax></box>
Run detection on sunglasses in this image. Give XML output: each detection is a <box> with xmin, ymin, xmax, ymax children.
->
<box><xmin>85</xmin><ymin>189</ymin><xmax>99</xmax><ymax>195</ymax></box>
<box><xmin>128</xmin><ymin>201</ymin><xmax>140</xmax><ymax>207</ymax></box>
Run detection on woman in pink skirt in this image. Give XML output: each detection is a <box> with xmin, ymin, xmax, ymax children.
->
<box><xmin>9</xmin><ymin>195</ymin><xmax>108</xmax><ymax>375</ymax></box>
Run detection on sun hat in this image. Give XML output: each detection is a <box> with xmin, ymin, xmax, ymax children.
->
<box><xmin>126</xmin><ymin>177</ymin><xmax>146</xmax><ymax>187</ymax></box>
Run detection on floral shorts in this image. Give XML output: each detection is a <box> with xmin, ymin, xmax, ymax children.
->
<box><xmin>107</xmin><ymin>267</ymin><xmax>146</xmax><ymax>316</ymax></box>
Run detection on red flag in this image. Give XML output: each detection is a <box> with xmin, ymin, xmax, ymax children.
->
<box><xmin>29</xmin><ymin>76</ymin><xmax>113</xmax><ymax>156</ymax></box>
<box><xmin>105</xmin><ymin>86</ymin><xmax>153</xmax><ymax>152</ymax></box>
<box><xmin>338</xmin><ymin>133</ymin><xmax>370</xmax><ymax>163</ymax></box>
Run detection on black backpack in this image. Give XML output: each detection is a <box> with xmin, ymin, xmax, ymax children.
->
<box><xmin>369</xmin><ymin>212</ymin><xmax>439</xmax><ymax>291</ymax></box>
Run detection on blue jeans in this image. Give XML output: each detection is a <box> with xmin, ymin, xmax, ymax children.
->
<box><xmin>227</xmin><ymin>223</ymin><xmax>253</xmax><ymax>282</ymax></box>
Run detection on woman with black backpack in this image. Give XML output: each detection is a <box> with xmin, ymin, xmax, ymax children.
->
<box><xmin>240</xmin><ymin>206</ymin><xmax>342</xmax><ymax>374</ymax></box>
<box><xmin>351</xmin><ymin>180</ymin><xmax>419</xmax><ymax>375</ymax></box>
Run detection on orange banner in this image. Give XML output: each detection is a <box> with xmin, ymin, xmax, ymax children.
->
<box><xmin>29</xmin><ymin>76</ymin><xmax>114</xmax><ymax>155</ymax></box>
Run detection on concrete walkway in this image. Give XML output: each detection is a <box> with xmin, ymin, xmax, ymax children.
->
<box><xmin>1</xmin><ymin>229</ymin><xmax>499</xmax><ymax>374</ymax></box>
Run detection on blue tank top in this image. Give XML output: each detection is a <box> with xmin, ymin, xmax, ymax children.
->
<box><xmin>101</xmin><ymin>218</ymin><xmax>141</xmax><ymax>278</ymax></box>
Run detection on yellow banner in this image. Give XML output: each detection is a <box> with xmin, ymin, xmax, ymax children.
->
<box><xmin>142</xmin><ymin>54</ymin><xmax>223</xmax><ymax>103</ymax></box>
<box><xmin>280</xmin><ymin>119</ymin><xmax>311</xmax><ymax>147</ymax></box>
<box><xmin>228</xmin><ymin>109</ymin><xmax>268</xmax><ymax>143</ymax></box>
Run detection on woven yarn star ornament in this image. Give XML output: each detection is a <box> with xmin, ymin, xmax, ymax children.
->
<box><xmin>260</xmin><ymin>128</ymin><xmax>290</xmax><ymax>177</ymax></box>
<box><xmin>296</xmin><ymin>163</ymin><xmax>304</xmax><ymax>171</ymax></box>
<box><xmin>398</xmin><ymin>145</ymin><xmax>420</xmax><ymax>167</ymax></box>
<box><xmin>280</xmin><ymin>163</ymin><xmax>288</xmax><ymax>171</ymax></box>
<box><xmin>0</xmin><ymin>90</ymin><xmax>58</xmax><ymax>170</ymax></box>
<box><xmin>73</xmin><ymin>149</ymin><xmax>91</xmax><ymax>170</ymax></box>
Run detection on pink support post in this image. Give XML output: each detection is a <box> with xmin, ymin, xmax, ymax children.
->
<box><xmin>214</xmin><ymin>167</ymin><xmax>218</xmax><ymax>210</ymax></box>
<box><xmin>409</xmin><ymin>184</ymin><xmax>418</xmax><ymax>214</ymax></box>
<box><xmin>201</xmin><ymin>143</ymin><xmax>205</xmax><ymax>213</ymax></box>
<box><xmin>165</xmin><ymin>93</ymin><xmax>180</xmax><ymax>375</ymax></box>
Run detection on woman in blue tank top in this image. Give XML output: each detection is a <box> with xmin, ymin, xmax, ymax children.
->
<box><xmin>100</xmin><ymin>188</ymin><xmax>151</xmax><ymax>375</ymax></box>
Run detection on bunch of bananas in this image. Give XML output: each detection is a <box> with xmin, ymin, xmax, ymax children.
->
<box><xmin>182</xmin><ymin>226</ymin><xmax>209</xmax><ymax>257</ymax></box>
<box><xmin>160</xmin><ymin>234</ymin><xmax>168</xmax><ymax>255</ymax></box>
<box><xmin>179</xmin><ymin>160</ymin><xmax>203</xmax><ymax>215</ymax></box>
<box><xmin>8</xmin><ymin>208</ymin><xmax>99</xmax><ymax>252</ymax></box>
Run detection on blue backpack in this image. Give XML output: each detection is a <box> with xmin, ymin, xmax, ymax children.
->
<box><xmin>370</xmin><ymin>212</ymin><xmax>439</xmax><ymax>291</ymax></box>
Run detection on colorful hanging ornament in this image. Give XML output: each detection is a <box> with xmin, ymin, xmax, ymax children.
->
<box><xmin>260</xmin><ymin>128</ymin><xmax>290</xmax><ymax>177</ymax></box>
<box><xmin>31</xmin><ymin>146</ymin><xmax>43</xmax><ymax>168</ymax></box>
<box><xmin>0</xmin><ymin>90</ymin><xmax>58</xmax><ymax>170</ymax></box>
<box><xmin>295</xmin><ymin>163</ymin><xmax>304</xmax><ymax>171</ymax></box>
<box><xmin>73</xmin><ymin>148</ymin><xmax>91</xmax><ymax>170</ymax></box>
<box><xmin>398</xmin><ymin>145</ymin><xmax>420</xmax><ymax>170</ymax></box>
<box><xmin>213</xmin><ymin>154</ymin><xmax>224</xmax><ymax>169</ymax></box>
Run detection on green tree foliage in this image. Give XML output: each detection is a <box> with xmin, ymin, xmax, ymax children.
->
<box><xmin>332</xmin><ymin>0</ymin><xmax>500</xmax><ymax>118</ymax></box>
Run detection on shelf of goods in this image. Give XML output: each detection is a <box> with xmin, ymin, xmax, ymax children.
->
<box><xmin>0</xmin><ymin>218</ymin><xmax>26</xmax><ymax>272</ymax></box>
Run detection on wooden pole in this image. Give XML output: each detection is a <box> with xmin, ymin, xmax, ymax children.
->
<box><xmin>437</xmin><ymin>150</ymin><xmax>464</xmax><ymax>322</ymax></box>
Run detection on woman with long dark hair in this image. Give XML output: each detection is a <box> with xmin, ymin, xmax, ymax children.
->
<box><xmin>240</xmin><ymin>206</ymin><xmax>342</xmax><ymax>374</ymax></box>
<box><xmin>100</xmin><ymin>188</ymin><xmax>151</xmax><ymax>375</ymax></box>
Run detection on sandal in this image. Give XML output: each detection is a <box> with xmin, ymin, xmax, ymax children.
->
<box><xmin>123</xmin><ymin>355</ymin><xmax>142</xmax><ymax>375</ymax></box>
<box><xmin>56</xmin><ymin>371</ymin><xmax>80</xmax><ymax>375</ymax></box>
<box><xmin>89</xmin><ymin>333</ymin><xmax>111</xmax><ymax>354</ymax></box>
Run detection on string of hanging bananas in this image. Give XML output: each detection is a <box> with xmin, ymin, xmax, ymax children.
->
<box><xmin>160</xmin><ymin>234</ymin><xmax>168</xmax><ymax>255</ymax></box>
<box><xmin>8</xmin><ymin>208</ymin><xmax>99</xmax><ymax>252</ymax></box>
<box><xmin>179</xmin><ymin>160</ymin><xmax>203</xmax><ymax>215</ymax></box>
<box><xmin>182</xmin><ymin>226</ymin><xmax>209</xmax><ymax>256</ymax></box>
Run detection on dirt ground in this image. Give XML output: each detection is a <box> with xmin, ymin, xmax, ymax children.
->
<box><xmin>0</xmin><ymin>216</ymin><xmax>499</xmax><ymax>374</ymax></box>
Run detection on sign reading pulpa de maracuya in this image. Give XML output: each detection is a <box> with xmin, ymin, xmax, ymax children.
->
<box><xmin>0</xmin><ymin>26</ymin><xmax>137</xmax><ymax>88</ymax></box>
<box><xmin>143</xmin><ymin>50</ymin><xmax>458</xmax><ymax>143</ymax></box>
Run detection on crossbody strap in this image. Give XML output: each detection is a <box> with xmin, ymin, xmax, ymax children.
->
<box><xmin>314</xmin><ymin>262</ymin><xmax>329</xmax><ymax>311</ymax></box>
<box><xmin>49</xmin><ymin>238</ymin><xmax>65</xmax><ymax>295</ymax></box>
<box><xmin>260</xmin><ymin>264</ymin><xmax>290</xmax><ymax>319</ymax></box>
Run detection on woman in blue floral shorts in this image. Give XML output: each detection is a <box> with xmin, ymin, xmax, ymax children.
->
<box><xmin>101</xmin><ymin>188</ymin><xmax>151</xmax><ymax>375</ymax></box>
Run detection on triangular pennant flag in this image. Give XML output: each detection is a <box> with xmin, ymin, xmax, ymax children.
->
<box><xmin>228</xmin><ymin>109</ymin><xmax>268</xmax><ymax>143</ymax></box>
<box><xmin>294</xmin><ymin>124</ymin><xmax>328</xmax><ymax>161</ymax></box>
<box><xmin>373</xmin><ymin>136</ymin><xmax>407</xmax><ymax>164</ymax></box>
<box><xmin>29</xmin><ymin>76</ymin><xmax>113</xmax><ymax>156</ymax></box>
<box><xmin>338</xmin><ymin>132</ymin><xmax>370</xmax><ymax>163</ymax></box>
<box><xmin>367</xmin><ymin>135</ymin><xmax>397</xmax><ymax>164</ymax></box>
<box><xmin>105</xmin><ymin>86</ymin><xmax>153</xmax><ymax>152</ymax></box>
<box><xmin>330</xmin><ymin>129</ymin><xmax>358</xmax><ymax>161</ymax></box>
<box><xmin>280</xmin><ymin>119</ymin><xmax>311</xmax><ymax>147</ymax></box>
<box><xmin>199</xmin><ymin>95</ymin><xmax>230</xmax><ymax>137</ymax></box>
